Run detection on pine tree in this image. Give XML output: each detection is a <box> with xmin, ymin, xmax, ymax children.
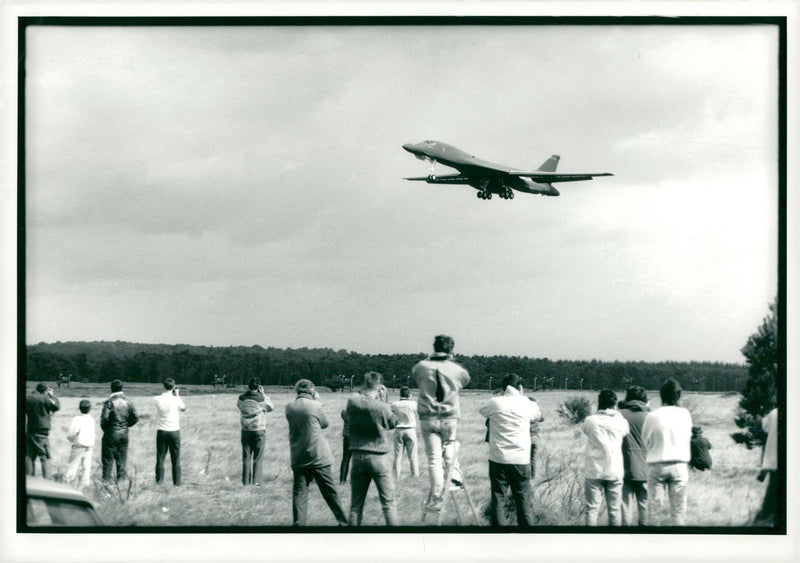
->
<box><xmin>732</xmin><ymin>298</ymin><xmax>778</xmax><ymax>447</ymax></box>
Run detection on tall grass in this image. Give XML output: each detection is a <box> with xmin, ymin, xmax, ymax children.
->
<box><xmin>34</xmin><ymin>385</ymin><xmax>765</xmax><ymax>527</ymax></box>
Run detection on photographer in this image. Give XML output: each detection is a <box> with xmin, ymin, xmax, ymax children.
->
<box><xmin>153</xmin><ymin>378</ymin><xmax>186</xmax><ymax>486</ymax></box>
<box><xmin>237</xmin><ymin>377</ymin><xmax>274</xmax><ymax>486</ymax></box>
<box><xmin>25</xmin><ymin>383</ymin><xmax>61</xmax><ymax>478</ymax></box>
<box><xmin>285</xmin><ymin>380</ymin><xmax>347</xmax><ymax>526</ymax></box>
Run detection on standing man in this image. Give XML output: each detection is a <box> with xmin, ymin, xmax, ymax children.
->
<box><xmin>413</xmin><ymin>334</ymin><xmax>470</xmax><ymax>513</ymax></box>
<box><xmin>25</xmin><ymin>383</ymin><xmax>61</xmax><ymax>478</ymax></box>
<box><xmin>752</xmin><ymin>404</ymin><xmax>778</xmax><ymax>526</ymax></box>
<box><xmin>528</xmin><ymin>395</ymin><xmax>544</xmax><ymax>480</ymax></box>
<box><xmin>582</xmin><ymin>390</ymin><xmax>630</xmax><ymax>526</ymax></box>
<box><xmin>642</xmin><ymin>378</ymin><xmax>693</xmax><ymax>526</ymax></box>
<box><xmin>153</xmin><ymin>378</ymin><xmax>186</xmax><ymax>486</ymax></box>
<box><xmin>618</xmin><ymin>386</ymin><xmax>650</xmax><ymax>526</ymax></box>
<box><xmin>238</xmin><ymin>377</ymin><xmax>274</xmax><ymax>486</ymax></box>
<box><xmin>100</xmin><ymin>379</ymin><xmax>139</xmax><ymax>482</ymax></box>
<box><xmin>285</xmin><ymin>379</ymin><xmax>348</xmax><ymax>526</ymax></box>
<box><xmin>339</xmin><ymin>407</ymin><xmax>351</xmax><ymax>483</ymax></box>
<box><xmin>390</xmin><ymin>386</ymin><xmax>419</xmax><ymax>479</ymax></box>
<box><xmin>346</xmin><ymin>372</ymin><xmax>398</xmax><ymax>526</ymax></box>
<box><xmin>479</xmin><ymin>374</ymin><xmax>540</xmax><ymax>527</ymax></box>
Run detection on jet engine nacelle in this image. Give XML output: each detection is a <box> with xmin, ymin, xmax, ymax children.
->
<box><xmin>509</xmin><ymin>177</ymin><xmax>560</xmax><ymax>196</ymax></box>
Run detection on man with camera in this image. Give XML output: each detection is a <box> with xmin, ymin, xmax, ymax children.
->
<box><xmin>101</xmin><ymin>379</ymin><xmax>140</xmax><ymax>482</ymax></box>
<box><xmin>238</xmin><ymin>377</ymin><xmax>274</xmax><ymax>486</ymax></box>
<box><xmin>153</xmin><ymin>378</ymin><xmax>187</xmax><ymax>486</ymax></box>
<box><xmin>285</xmin><ymin>379</ymin><xmax>348</xmax><ymax>526</ymax></box>
<box><xmin>413</xmin><ymin>335</ymin><xmax>470</xmax><ymax>513</ymax></box>
<box><xmin>25</xmin><ymin>383</ymin><xmax>61</xmax><ymax>478</ymax></box>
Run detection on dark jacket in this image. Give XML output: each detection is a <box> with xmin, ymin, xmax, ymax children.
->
<box><xmin>346</xmin><ymin>391</ymin><xmax>397</xmax><ymax>454</ymax></box>
<box><xmin>619</xmin><ymin>400</ymin><xmax>649</xmax><ymax>481</ymax></box>
<box><xmin>690</xmin><ymin>432</ymin><xmax>713</xmax><ymax>470</ymax></box>
<box><xmin>285</xmin><ymin>392</ymin><xmax>334</xmax><ymax>469</ymax></box>
<box><xmin>26</xmin><ymin>391</ymin><xmax>61</xmax><ymax>435</ymax></box>
<box><xmin>101</xmin><ymin>392</ymin><xmax>139</xmax><ymax>437</ymax></box>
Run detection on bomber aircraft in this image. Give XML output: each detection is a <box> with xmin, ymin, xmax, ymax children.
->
<box><xmin>402</xmin><ymin>140</ymin><xmax>612</xmax><ymax>200</ymax></box>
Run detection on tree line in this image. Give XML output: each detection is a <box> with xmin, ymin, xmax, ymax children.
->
<box><xmin>25</xmin><ymin>341</ymin><xmax>748</xmax><ymax>393</ymax></box>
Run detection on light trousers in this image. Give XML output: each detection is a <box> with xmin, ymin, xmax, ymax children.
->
<box><xmin>647</xmin><ymin>461</ymin><xmax>688</xmax><ymax>525</ymax></box>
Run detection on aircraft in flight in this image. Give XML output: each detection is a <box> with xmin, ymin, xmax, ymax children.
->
<box><xmin>402</xmin><ymin>140</ymin><xmax>612</xmax><ymax>200</ymax></box>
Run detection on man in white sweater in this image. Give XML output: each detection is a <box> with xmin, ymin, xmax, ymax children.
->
<box><xmin>582</xmin><ymin>390</ymin><xmax>630</xmax><ymax>526</ymax></box>
<box><xmin>642</xmin><ymin>378</ymin><xmax>693</xmax><ymax>525</ymax></box>
<box><xmin>479</xmin><ymin>373</ymin><xmax>540</xmax><ymax>527</ymax></box>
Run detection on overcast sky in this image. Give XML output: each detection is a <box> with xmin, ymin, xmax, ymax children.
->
<box><xmin>23</xmin><ymin>23</ymin><xmax>779</xmax><ymax>363</ymax></box>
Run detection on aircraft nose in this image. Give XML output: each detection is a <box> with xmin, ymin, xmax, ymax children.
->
<box><xmin>402</xmin><ymin>143</ymin><xmax>418</xmax><ymax>154</ymax></box>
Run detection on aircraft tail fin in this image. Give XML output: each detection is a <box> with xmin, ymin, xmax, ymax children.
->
<box><xmin>537</xmin><ymin>154</ymin><xmax>560</xmax><ymax>172</ymax></box>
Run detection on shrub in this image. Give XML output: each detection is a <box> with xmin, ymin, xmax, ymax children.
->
<box><xmin>556</xmin><ymin>396</ymin><xmax>592</xmax><ymax>426</ymax></box>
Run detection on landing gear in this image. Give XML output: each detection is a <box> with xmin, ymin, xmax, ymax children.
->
<box><xmin>498</xmin><ymin>188</ymin><xmax>514</xmax><ymax>199</ymax></box>
<box><xmin>477</xmin><ymin>191</ymin><xmax>492</xmax><ymax>200</ymax></box>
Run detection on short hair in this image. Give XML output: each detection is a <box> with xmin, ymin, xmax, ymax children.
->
<box><xmin>111</xmin><ymin>379</ymin><xmax>123</xmax><ymax>393</ymax></box>
<box><xmin>35</xmin><ymin>383</ymin><xmax>48</xmax><ymax>393</ymax></box>
<box><xmin>400</xmin><ymin>386</ymin><xmax>411</xmax><ymax>398</ymax></box>
<box><xmin>502</xmin><ymin>373</ymin><xmax>522</xmax><ymax>392</ymax></box>
<box><xmin>624</xmin><ymin>385</ymin><xmax>648</xmax><ymax>403</ymax></box>
<box><xmin>163</xmin><ymin>378</ymin><xmax>176</xmax><ymax>391</ymax></box>
<box><xmin>598</xmin><ymin>389</ymin><xmax>617</xmax><ymax>410</ymax></box>
<box><xmin>294</xmin><ymin>379</ymin><xmax>315</xmax><ymax>395</ymax></box>
<box><xmin>363</xmin><ymin>371</ymin><xmax>383</xmax><ymax>389</ymax></box>
<box><xmin>660</xmin><ymin>378</ymin><xmax>682</xmax><ymax>406</ymax></box>
<box><xmin>433</xmin><ymin>335</ymin><xmax>455</xmax><ymax>354</ymax></box>
<box><xmin>79</xmin><ymin>399</ymin><xmax>92</xmax><ymax>414</ymax></box>
<box><xmin>248</xmin><ymin>377</ymin><xmax>260</xmax><ymax>391</ymax></box>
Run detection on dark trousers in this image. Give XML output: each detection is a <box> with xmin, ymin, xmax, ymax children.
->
<box><xmin>753</xmin><ymin>470</ymin><xmax>778</xmax><ymax>526</ymax></box>
<box><xmin>241</xmin><ymin>430</ymin><xmax>265</xmax><ymax>485</ymax></box>
<box><xmin>530</xmin><ymin>438</ymin><xmax>539</xmax><ymax>480</ymax></box>
<box><xmin>349</xmin><ymin>452</ymin><xmax>398</xmax><ymax>526</ymax></box>
<box><xmin>155</xmin><ymin>430</ymin><xmax>181</xmax><ymax>485</ymax></box>
<box><xmin>102</xmin><ymin>433</ymin><xmax>129</xmax><ymax>481</ymax></box>
<box><xmin>25</xmin><ymin>433</ymin><xmax>51</xmax><ymax>478</ymax></box>
<box><xmin>489</xmin><ymin>460</ymin><xmax>532</xmax><ymax>527</ymax></box>
<box><xmin>339</xmin><ymin>436</ymin><xmax>351</xmax><ymax>482</ymax></box>
<box><xmin>292</xmin><ymin>465</ymin><xmax>348</xmax><ymax>526</ymax></box>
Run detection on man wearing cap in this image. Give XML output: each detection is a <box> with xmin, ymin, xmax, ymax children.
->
<box><xmin>642</xmin><ymin>378</ymin><xmax>693</xmax><ymax>525</ymax></box>
<box><xmin>413</xmin><ymin>335</ymin><xmax>470</xmax><ymax>513</ymax></box>
<box><xmin>285</xmin><ymin>379</ymin><xmax>348</xmax><ymax>526</ymax></box>
<box><xmin>25</xmin><ymin>383</ymin><xmax>61</xmax><ymax>478</ymax></box>
<box><xmin>154</xmin><ymin>378</ymin><xmax>186</xmax><ymax>486</ymax></box>
<box><xmin>391</xmin><ymin>386</ymin><xmax>419</xmax><ymax>479</ymax></box>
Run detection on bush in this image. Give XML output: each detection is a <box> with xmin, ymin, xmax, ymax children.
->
<box><xmin>556</xmin><ymin>396</ymin><xmax>592</xmax><ymax>426</ymax></box>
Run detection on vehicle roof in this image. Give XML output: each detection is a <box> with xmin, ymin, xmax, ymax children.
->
<box><xmin>26</xmin><ymin>476</ymin><xmax>94</xmax><ymax>504</ymax></box>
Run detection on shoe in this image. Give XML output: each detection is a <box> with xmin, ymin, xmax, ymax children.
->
<box><xmin>426</xmin><ymin>497</ymin><xmax>443</xmax><ymax>512</ymax></box>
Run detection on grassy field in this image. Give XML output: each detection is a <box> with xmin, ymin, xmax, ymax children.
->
<box><xmin>26</xmin><ymin>382</ymin><xmax>767</xmax><ymax>528</ymax></box>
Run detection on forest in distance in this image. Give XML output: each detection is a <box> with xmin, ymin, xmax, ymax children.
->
<box><xmin>25</xmin><ymin>340</ymin><xmax>748</xmax><ymax>394</ymax></box>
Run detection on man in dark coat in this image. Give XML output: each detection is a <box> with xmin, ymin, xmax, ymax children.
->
<box><xmin>25</xmin><ymin>383</ymin><xmax>61</xmax><ymax>478</ymax></box>
<box><xmin>618</xmin><ymin>386</ymin><xmax>650</xmax><ymax>526</ymax></box>
<box><xmin>100</xmin><ymin>379</ymin><xmax>139</xmax><ymax>482</ymax></box>
<box><xmin>285</xmin><ymin>379</ymin><xmax>347</xmax><ymax>526</ymax></box>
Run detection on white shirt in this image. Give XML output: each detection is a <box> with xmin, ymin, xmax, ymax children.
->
<box><xmin>642</xmin><ymin>405</ymin><xmax>693</xmax><ymax>463</ymax></box>
<box><xmin>154</xmin><ymin>390</ymin><xmax>186</xmax><ymax>431</ymax></box>
<box><xmin>761</xmin><ymin>408</ymin><xmax>778</xmax><ymax>471</ymax></box>
<box><xmin>479</xmin><ymin>387</ymin><xmax>540</xmax><ymax>465</ymax></box>
<box><xmin>582</xmin><ymin>409</ymin><xmax>630</xmax><ymax>480</ymax></box>
<box><xmin>391</xmin><ymin>399</ymin><xmax>418</xmax><ymax>429</ymax></box>
<box><xmin>68</xmin><ymin>413</ymin><xmax>95</xmax><ymax>447</ymax></box>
